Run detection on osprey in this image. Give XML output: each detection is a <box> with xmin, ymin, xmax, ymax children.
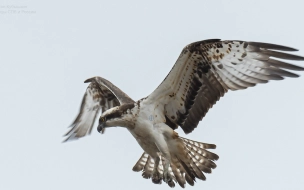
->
<box><xmin>64</xmin><ymin>39</ymin><xmax>304</xmax><ymax>188</ymax></box>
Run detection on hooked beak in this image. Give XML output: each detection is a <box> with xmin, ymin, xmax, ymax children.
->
<box><xmin>97</xmin><ymin>123</ymin><xmax>106</xmax><ymax>134</ymax></box>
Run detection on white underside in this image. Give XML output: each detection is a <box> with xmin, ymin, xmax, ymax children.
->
<box><xmin>128</xmin><ymin>99</ymin><xmax>178</xmax><ymax>159</ymax></box>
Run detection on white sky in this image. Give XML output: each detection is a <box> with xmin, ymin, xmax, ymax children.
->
<box><xmin>1</xmin><ymin>1</ymin><xmax>304</xmax><ymax>190</ymax></box>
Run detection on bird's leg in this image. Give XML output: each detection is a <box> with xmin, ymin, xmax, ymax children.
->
<box><xmin>162</xmin><ymin>155</ymin><xmax>172</xmax><ymax>183</ymax></box>
<box><xmin>151</xmin><ymin>156</ymin><xmax>161</xmax><ymax>184</ymax></box>
<box><xmin>152</xmin><ymin>123</ymin><xmax>173</xmax><ymax>183</ymax></box>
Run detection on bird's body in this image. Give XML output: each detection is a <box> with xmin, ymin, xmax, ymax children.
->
<box><xmin>64</xmin><ymin>39</ymin><xmax>304</xmax><ymax>188</ymax></box>
<box><xmin>116</xmin><ymin>99</ymin><xmax>215</xmax><ymax>186</ymax></box>
<box><xmin>129</xmin><ymin>101</ymin><xmax>166</xmax><ymax>157</ymax></box>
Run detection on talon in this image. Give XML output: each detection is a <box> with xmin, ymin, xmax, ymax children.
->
<box><xmin>168</xmin><ymin>179</ymin><xmax>175</xmax><ymax>188</ymax></box>
<box><xmin>163</xmin><ymin>171</ymin><xmax>172</xmax><ymax>183</ymax></box>
<box><xmin>152</xmin><ymin>170</ymin><xmax>162</xmax><ymax>184</ymax></box>
<box><xmin>152</xmin><ymin>177</ymin><xmax>162</xmax><ymax>184</ymax></box>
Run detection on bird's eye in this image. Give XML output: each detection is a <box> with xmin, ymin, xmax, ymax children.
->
<box><xmin>100</xmin><ymin>117</ymin><xmax>106</xmax><ymax>122</ymax></box>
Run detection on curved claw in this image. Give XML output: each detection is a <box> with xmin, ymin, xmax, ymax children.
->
<box><xmin>97</xmin><ymin>123</ymin><xmax>106</xmax><ymax>134</ymax></box>
<box><xmin>163</xmin><ymin>171</ymin><xmax>173</xmax><ymax>183</ymax></box>
<box><xmin>152</xmin><ymin>168</ymin><xmax>162</xmax><ymax>184</ymax></box>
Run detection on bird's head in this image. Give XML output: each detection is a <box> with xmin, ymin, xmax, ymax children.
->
<box><xmin>97</xmin><ymin>103</ymin><xmax>135</xmax><ymax>133</ymax></box>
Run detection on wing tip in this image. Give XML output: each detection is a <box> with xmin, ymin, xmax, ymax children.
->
<box><xmin>62</xmin><ymin>139</ymin><xmax>69</xmax><ymax>143</ymax></box>
<box><xmin>248</xmin><ymin>41</ymin><xmax>300</xmax><ymax>52</ymax></box>
<box><xmin>288</xmin><ymin>73</ymin><xmax>300</xmax><ymax>78</ymax></box>
<box><xmin>62</xmin><ymin>132</ymin><xmax>83</xmax><ymax>143</ymax></box>
<box><xmin>84</xmin><ymin>77</ymin><xmax>95</xmax><ymax>83</ymax></box>
<box><xmin>84</xmin><ymin>76</ymin><xmax>105</xmax><ymax>83</ymax></box>
<box><xmin>62</xmin><ymin>136</ymin><xmax>73</xmax><ymax>143</ymax></box>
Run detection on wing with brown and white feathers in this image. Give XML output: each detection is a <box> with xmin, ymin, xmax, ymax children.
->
<box><xmin>147</xmin><ymin>39</ymin><xmax>304</xmax><ymax>134</ymax></box>
<box><xmin>64</xmin><ymin>76</ymin><xmax>134</xmax><ymax>142</ymax></box>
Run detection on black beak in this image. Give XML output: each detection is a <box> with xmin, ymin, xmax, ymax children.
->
<box><xmin>97</xmin><ymin>123</ymin><xmax>105</xmax><ymax>133</ymax></box>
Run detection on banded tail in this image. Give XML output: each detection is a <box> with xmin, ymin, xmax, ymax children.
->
<box><xmin>132</xmin><ymin>137</ymin><xmax>219</xmax><ymax>188</ymax></box>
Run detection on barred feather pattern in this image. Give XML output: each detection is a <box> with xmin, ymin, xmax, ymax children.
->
<box><xmin>64</xmin><ymin>77</ymin><xmax>134</xmax><ymax>142</ymax></box>
<box><xmin>147</xmin><ymin>39</ymin><xmax>304</xmax><ymax>135</ymax></box>
<box><xmin>132</xmin><ymin>137</ymin><xmax>218</xmax><ymax>188</ymax></box>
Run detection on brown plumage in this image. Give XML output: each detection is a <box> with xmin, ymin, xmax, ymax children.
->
<box><xmin>65</xmin><ymin>39</ymin><xmax>304</xmax><ymax>188</ymax></box>
<box><xmin>64</xmin><ymin>76</ymin><xmax>134</xmax><ymax>142</ymax></box>
<box><xmin>148</xmin><ymin>39</ymin><xmax>304</xmax><ymax>134</ymax></box>
<box><xmin>132</xmin><ymin>138</ymin><xmax>218</xmax><ymax>188</ymax></box>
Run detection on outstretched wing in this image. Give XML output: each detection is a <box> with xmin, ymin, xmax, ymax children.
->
<box><xmin>64</xmin><ymin>76</ymin><xmax>134</xmax><ymax>142</ymax></box>
<box><xmin>147</xmin><ymin>39</ymin><xmax>304</xmax><ymax>134</ymax></box>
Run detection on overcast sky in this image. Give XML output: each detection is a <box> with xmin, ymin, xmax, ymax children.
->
<box><xmin>1</xmin><ymin>1</ymin><xmax>304</xmax><ymax>190</ymax></box>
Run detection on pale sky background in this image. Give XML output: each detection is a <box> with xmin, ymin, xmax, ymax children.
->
<box><xmin>1</xmin><ymin>1</ymin><xmax>304</xmax><ymax>190</ymax></box>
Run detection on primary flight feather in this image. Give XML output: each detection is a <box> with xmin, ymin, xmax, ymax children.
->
<box><xmin>64</xmin><ymin>39</ymin><xmax>304</xmax><ymax>188</ymax></box>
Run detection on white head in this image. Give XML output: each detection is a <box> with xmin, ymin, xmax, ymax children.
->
<box><xmin>97</xmin><ymin>103</ymin><xmax>135</xmax><ymax>133</ymax></box>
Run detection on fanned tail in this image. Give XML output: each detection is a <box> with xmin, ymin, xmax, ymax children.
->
<box><xmin>132</xmin><ymin>153</ymin><xmax>154</xmax><ymax>179</ymax></box>
<box><xmin>132</xmin><ymin>137</ymin><xmax>218</xmax><ymax>188</ymax></box>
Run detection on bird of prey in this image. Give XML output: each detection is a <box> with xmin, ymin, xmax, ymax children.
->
<box><xmin>64</xmin><ymin>39</ymin><xmax>304</xmax><ymax>188</ymax></box>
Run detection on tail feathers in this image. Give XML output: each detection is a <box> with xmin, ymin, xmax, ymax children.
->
<box><xmin>180</xmin><ymin>137</ymin><xmax>217</xmax><ymax>149</ymax></box>
<box><xmin>177</xmin><ymin>152</ymin><xmax>206</xmax><ymax>181</ymax></box>
<box><xmin>170</xmin><ymin>163</ymin><xmax>186</xmax><ymax>188</ymax></box>
<box><xmin>181</xmin><ymin>137</ymin><xmax>219</xmax><ymax>161</ymax></box>
<box><xmin>187</xmin><ymin>148</ymin><xmax>217</xmax><ymax>169</ymax></box>
<box><xmin>191</xmin><ymin>161</ymin><xmax>206</xmax><ymax>181</ymax></box>
<box><xmin>185</xmin><ymin>174</ymin><xmax>195</xmax><ymax>186</ymax></box>
<box><xmin>142</xmin><ymin>156</ymin><xmax>154</xmax><ymax>179</ymax></box>
<box><xmin>159</xmin><ymin>156</ymin><xmax>175</xmax><ymax>178</ymax></box>
<box><xmin>192</xmin><ymin>156</ymin><xmax>212</xmax><ymax>173</ymax></box>
<box><xmin>132</xmin><ymin>137</ymin><xmax>219</xmax><ymax>188</ymax></box>
<box><xmin>176</xmin><ymin>157</ymin><xmax>196</xmax><ymax>180</ymax></box>
<box><xmin>132</xmin><ymin>153</ymin><xmax>155</xmax><ymax>179</ymax></box>
<box><xmin>132</xmin><ymin>152</ymin><xmax>149</xmax><ymax>172</ymax></box>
